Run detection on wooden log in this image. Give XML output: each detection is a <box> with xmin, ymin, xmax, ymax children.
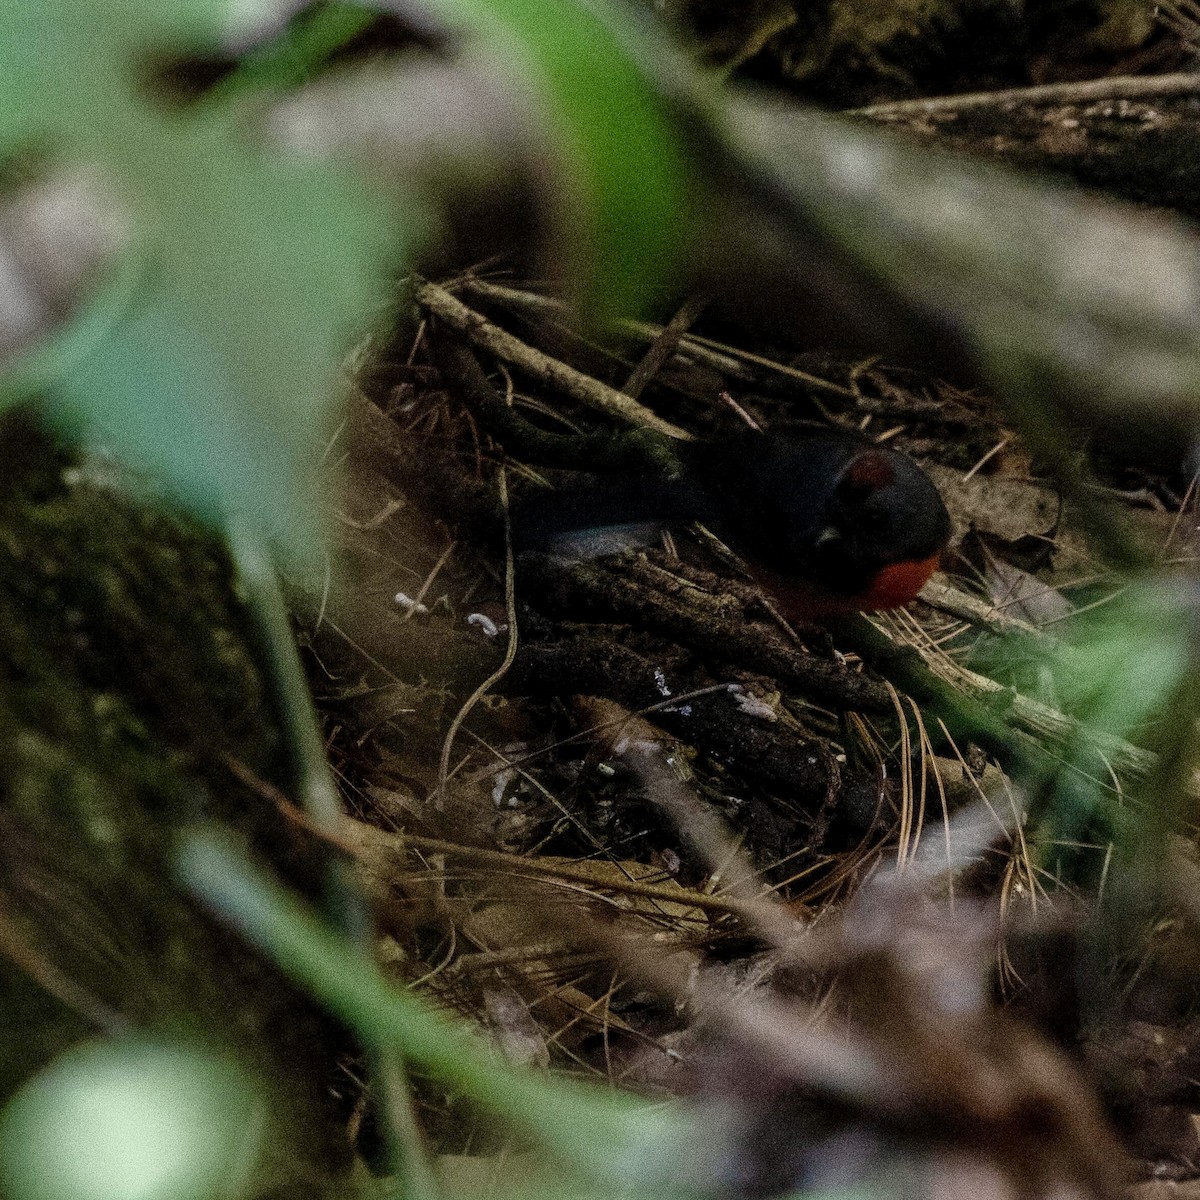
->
<box><xmin>855</xmin><ymin>73</ymin><xmax>1200</xmax><ymax>218</ymax></box>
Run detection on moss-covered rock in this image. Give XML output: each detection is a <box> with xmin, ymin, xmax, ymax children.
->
<box><xmin>0</xmin><ymin>415</ymin><xmax>353</xmax><ymax>1196</ymax></box>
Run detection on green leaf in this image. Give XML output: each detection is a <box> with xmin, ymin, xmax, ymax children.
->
<box><xmin>178</xmin><ymin>827</ymin><xmax>723</xmax><ymax>1195</ymax></box>
<box><xmin>435</xmin><ymin>0</ymin><xmax>698</xmax><ymax>318</ymax></box>
<box><xmin>1053</xmin><ymin>581</ymin><xmax>1192</xmax><ymax>743</ymax></box>
<box><xmin>0</xmin><ymin>0</ymin><xmax>698</xmax><ymax>552</ymax></box>
<box><xmin>0</xmin><ymin>2</ymin><xmax>397</xmax><ymax>555</ymax></box>
<box><xmin>205</xmin><ymin>2</ymin><xmax>379</xmax><ymax>104</ymax></box>
<box><xmin>1030</xmin><ymin>578</ymin><xmax>1200</xmax><ymax>867</ymax></box>
<box><xmin>0</xmin><ymin>1037</ymin><xmax>264</xmax><ymax>1200</ymax></box>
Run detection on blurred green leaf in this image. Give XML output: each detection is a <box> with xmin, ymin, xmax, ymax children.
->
<box><xmin>436</xmin><ymin>0</ymin><xmax>698</xmax><ymax>317</ymax></box>
<box><xmin>0</xmin><ymin>1036</ymin><xmax>264</xmax><ymax>1200</ymax></box>
<box><xmin>0</xmin><ymin>1</ymin><xmax>397</xmax><ymax>555</ymax></box>
<box><xmin>0</xmin><ymin>0</ymin><xmax>701</xmax><ymax>552</ymax></box>
<box><xmin>1054</xmin><ymin>582</ymin><xmax>1192</xmax><ymax>742</ymax></box>
<box><xmin>178</xmin><ymin>827</ymin><xmax>722</xmax><ymax>1195</ymax></box>
<box><xmin>205</xmin><ymin>3</ymin><xmax>378</xmax><ymax>103</ymax></box>
<box><xmin>1031</xmin><ymin>578</ymin><xmax>1200</xmax><ymax>871</ymax></box>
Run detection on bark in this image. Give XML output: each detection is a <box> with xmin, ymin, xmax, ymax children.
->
<box><xmin>856</xmin><ymin>73</ymin><xmax>1200</xmax><ymax>219</ymax></box>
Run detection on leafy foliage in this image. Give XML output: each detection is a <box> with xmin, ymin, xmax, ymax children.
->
<box><xmin>439</xmin><ymin>0</ymin><xmax>697</xmax><ymax>317</ymax></box>
<box><xmin>0</xmin><ymin>0</ymin><xmax>695</xmax><ymax>556</ymax></box>
<box><xmin>0</xmin><ymin>1</ymin><xmax>396</xmax><ymax>555</ymax></box>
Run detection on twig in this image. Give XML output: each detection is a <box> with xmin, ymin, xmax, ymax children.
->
<box><xmin>853</xmin><ymin>71</ymin><xmax>1200</xmax><ymax>119</ymax></box>
<box><xmin>683</xmin><ymin>332</ymin><xmax>856</xmax><ymax>400</ymax></box>
<box><xmin>435</xmin><ymin>468</ymin><xmax>519</xmax><ymax>807</ymax></box>
<box><xmin>459</xmin><ymin>277</ymin><xmax>856</xmax><ymax>401</ymax></box>
<box><xmin>851</xmin><ymin>610</ymin><xmax>1183</xmax><ymax>804</ymax></box>
<box><xmin>621</xmin><ymin>291</ymin><xmax>710</xmax><ymax>399</ymax></box>
<box><xmin>462</xmin><ymin>682</ymin><xmax>742</xmax><ymax>783</ymax></box>
<box><xmin>401</xmin><ymin>835</ymin><xmax>788</xmax><ymax>921</ymax></box>
<box><xmin>416</xmin><ymin>279</ymin><xmax>691</xmax><ymax>439</ymax></box>
<box><xmin>265</xmin><ymin>782</ymin><xmax>777</xmax><ymax>923</ymax></box>
<box><xmin>0</xmin><ymin>907</ymin><xmax>127</xmax><ymax>1033</ymax></box>
<box><xmin>430</xmin><ymin>332</ymin><xmax>684</xmax><ymax>476</ymax></box>
<box><xmin>961</xmin><ymin>436</ymin><xmax>1010</xmax><ymax>482</ymax></box>
<box><xmin>918</xmin><ymin>576</ymin><xmax>1057</xmax><ymax>649</ymax></box>
<box><xmin>400</xmin><ymin>539</ymin><xmax>455</xmax><ymax>624</ymax></box>
<box><xmin>718</xmin><ymin>389</ymin><xmax>762</xmax><ymax>430</ymax></box>
<box><xmin>521</xmin><ymin>551</ymin><xmax>893</xmax><ymax>712</ymax></box>
<box><xmin>578</xmin><ymin>698</ymin><xmax>806</xmax><ymax>947</ymax></box>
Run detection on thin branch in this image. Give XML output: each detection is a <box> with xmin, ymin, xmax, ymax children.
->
<box><xmin>853</xmin><ymin>71</ymin><xmax>1200</xmax><ymax>119</ymax></box>
<box><xmin>459</xmin><ymin>277</ymin><xmax>857</xmax><ymax>400</ymax></box>
<box><xmin>435</xmin><ymin>468</ymin><xmax>519</xmax><ymax>807</ymax></box>
<box><xmin>227</xmin><ymin>522</ymin><xmax>437</xmax><ymax>1198</ymax></box>
<box><xmin>621</xmin><ymin>290</ymin><xmax>710</xmax><ymax>400</ymax></box>
<box><xmin>416</xmin><ymin>279</ymin><xmax>692</xmax><ymax>439</ymax></box>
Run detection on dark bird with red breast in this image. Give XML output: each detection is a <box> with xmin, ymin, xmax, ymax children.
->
<box><xmin>517</xmin><ymin>426</ymin><xmax>952</xmax><ymax>621</ymax></box>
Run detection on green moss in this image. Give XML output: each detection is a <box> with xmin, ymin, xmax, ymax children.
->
<box><xmin>0</xmin><ymin>417</ymin><xmax>351</xmax><ymax>1194</ymax></box>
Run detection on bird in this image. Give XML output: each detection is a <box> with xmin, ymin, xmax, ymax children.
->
<box><xmin>516</xmin><ymin>425</ymin><xmax>952</xmax><ymax>620</ymax></box>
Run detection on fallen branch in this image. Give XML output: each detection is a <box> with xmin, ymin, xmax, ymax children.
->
<box><xmin>855</xmin><ymin>73</ymin><xmax>1200</xmax><ymax>220</ymax></box>
<box><xmin>416</xmin><ymin>279</ymin><xmax>692</xmax><ymax>439</ymax></box>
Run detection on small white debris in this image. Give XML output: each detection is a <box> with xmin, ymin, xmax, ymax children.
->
<box><xmin>394</xmin><ymin>592</ymin><xmax>429</xmax><ymax>615</ymax></box>
<box><xmin>734</xmin><ymin>692</ymin><xmax>777</xmax><ymax>721</ymax></box>
<box><xmin>653</xmin><ymin>668</ymin><xmax>671</xmax><ymax>697</ymax></box>
<box><xmin>466</xmin><ymin>612</ymin><xmax>502</xmax><ymax>637</ymax></box>
<box><xmin>491</xmin><ymin>768</ymin><xmax>514</xmax><ymax>807</ymax></box>
<box><xmin>597</xmin><ymin>762</ymin><xmax>616</xmax><ymax>777</ymax></box>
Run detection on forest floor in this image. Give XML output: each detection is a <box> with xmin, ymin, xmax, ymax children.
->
<box><xmin>282</xmin><ymin>10</ymin><xmax>1200</xmax><ymax>1197</ymax></box>
<box><xmin>6</xmin><ymin>5</ymin><xmax>1200</xmax><ymax>1199</ymax></box>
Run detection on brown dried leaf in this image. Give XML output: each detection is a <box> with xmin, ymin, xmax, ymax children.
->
<box><xmin>481</xmin><ymin>983</ymin><xmax>551</xmax><ymax>1068</ymax></box>
<box><xmin>927</xmin><ymin>463</ymin><xmax>1060</xmax><ymax>545</ymax></box>
<box><xmin>984</xmin><ymin>554</ymin><xmax>1074</xmax><ymax>626</ymax></box>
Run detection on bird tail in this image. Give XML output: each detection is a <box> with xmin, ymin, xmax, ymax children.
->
<box><xmin>512</xmin><ymin>471</ymin><xmax>708</xmax><ymax>559</ymax></box>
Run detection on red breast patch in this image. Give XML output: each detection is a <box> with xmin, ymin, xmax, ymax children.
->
<box><xmin>857</xmin><ymin>553</ymin><xmax>941</xmax><ymax>612</ymax></box>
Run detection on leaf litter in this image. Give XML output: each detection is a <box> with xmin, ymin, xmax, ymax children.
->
<box><xmin>301</xmin><ymin>271</ymin><xmax>1200</xmax><ymax>1197</ymax></box>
